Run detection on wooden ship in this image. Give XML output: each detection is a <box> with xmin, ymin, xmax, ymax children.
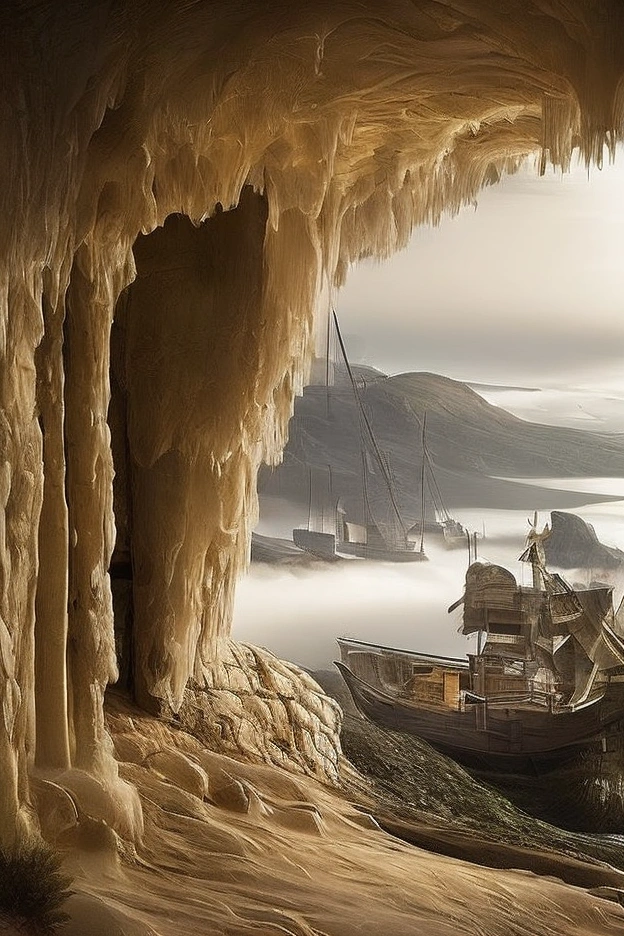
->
<box><xmin>336</xmin><ymin>524</ymin><xmax>624</xmax><ymax>773</ymax></box>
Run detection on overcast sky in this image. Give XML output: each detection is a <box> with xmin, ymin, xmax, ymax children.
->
<box><xmin>337</xmin><ymin>151</ymin><xmax>624</xmax><ymax>389</ymax></box>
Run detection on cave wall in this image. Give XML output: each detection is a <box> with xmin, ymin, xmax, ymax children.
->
<box><xmin>114</xmin><ymin>193</ymin><xmax>270</xmax><ymax>710</ymax></box>
<box><xmin>1</xmin><ymin>0</ymin><xmax>624</xmax><ymax>844</ymax></box>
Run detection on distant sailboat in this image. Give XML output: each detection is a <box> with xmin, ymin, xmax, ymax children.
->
<box><xmin>414</xmin><ymin>413</ymin><xmax>467</xmax><ymax>549</ymax></box>
<box><xmin>293</xmin><ymin>311</ymin><xmax>426</xmax><ymax>562</ymax></box>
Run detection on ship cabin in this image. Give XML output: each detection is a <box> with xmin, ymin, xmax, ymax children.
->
<box><xmin>336</xmin><ymin>638</ymin><xmax>470</xmax><ymax>710</ymax></box>
<box><xmin>399</xmin><ymin>657</ymin><xmax>469</xmax><ymax>709</ymax></box>
<box><xmin>457</xmin><ymin>556</ymin><xmax>624</xmax><ymax>711</ymax></box>
<box><xmin>457</xmin><ymin>559</ymin><xmax>569</xmax><ymax>707</ymax></box>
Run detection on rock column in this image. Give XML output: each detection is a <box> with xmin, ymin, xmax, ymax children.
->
<box><xmin>120</xmin><ymin>191</ymin><xmax>269</xmax><ymax>712</ymax></box>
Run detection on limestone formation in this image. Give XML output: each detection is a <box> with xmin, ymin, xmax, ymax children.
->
<box><xmin>1</xmin><ymin>0</ymin><xmax>624</xmax><ymax>850</ymax></box>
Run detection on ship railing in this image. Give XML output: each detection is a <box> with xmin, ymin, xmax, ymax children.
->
<box><xmin>529</xmin><ymin>682</ymin><xmax>564</xmax><ymax>709</ymax></box>
<box><xmin>485</xmin><ymin>687</ymin><xmax>555</xmax><ymax>708</ymax></box>
<box><xmin>482</xmin><ymin>636</ymin><xmax>527</xmax><ymax>658</ymax></box>
<box><xmin>484</xmin><ymin>633</ymin><xmax>526</xmax><ymax>647</ymax></box>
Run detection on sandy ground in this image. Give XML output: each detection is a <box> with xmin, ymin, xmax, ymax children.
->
<box><xmin>53</xmin><ymin>694</ymin><xmax>624</xmax><ymax>936</ymax></box>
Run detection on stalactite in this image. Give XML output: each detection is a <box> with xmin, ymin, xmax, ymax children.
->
<box><xmin>64</xmin><ymin>246</ymin><xmax>119</xmax><ymax>772</ymax></box>
<box><xmin>34</xmin><ymin>268</ymin><xmax>71</xmax><ymax>771</ymax></box>
<box><xmin>0</xmin><ymin>268</ymin><xmax>44</xmax><ymax>846</ymax></box>
<box><xmin>120</xmin><ymin>194</ymin><xmax>269</xmax><ymax>711</ymax></box>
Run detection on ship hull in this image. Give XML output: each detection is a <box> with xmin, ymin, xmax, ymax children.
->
<box><xmin>337</xmin><ymin>541</ymin><xmax>427</xmax><ymax>562</ymax></box>
<box><xmin>292</xmin><ymin>529</ymin><xmax>341</xmax><ymax>561</ymax></box>
<box><xmin>335</xmin><ymin>658</ymin><xmax>624</xmax><ymax>774</ymax></box>
<box><xmin>293</xmin><ymin>528</ymin><xmax>427</xmax><ymax>562</ymax></box>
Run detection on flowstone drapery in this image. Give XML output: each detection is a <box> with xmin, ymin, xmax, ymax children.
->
<box><xmin>114</xmin><ymin>195</ymin><xmax>271</xmax><ymax>710</ymax></box>
<box><xmin>1</xmin><ymin>0</ymin><xmax>624</xmax><ymax>845</ymax></box>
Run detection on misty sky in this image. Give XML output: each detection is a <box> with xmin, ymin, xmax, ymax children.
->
<box><xmin>337</xmin><ymin>152</ymin><xmax>624</xmax><ymax>389</ymax></box>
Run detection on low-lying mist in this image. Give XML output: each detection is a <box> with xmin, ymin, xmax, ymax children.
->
<box><xmin>232</xmin><ymin>498</ymin><xmax>624</xmax><ymax>671</ymax></box>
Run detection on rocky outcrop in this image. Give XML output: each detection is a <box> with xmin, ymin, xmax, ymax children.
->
<box><xmin>545</xmin><ymin>512</ymin><xmax>624</xmax><ymax>571</ymax></box>
<box><xmin>179</xmin><ymin>643</ymin><xmax>342</xmax><ymax>784</ymax></box>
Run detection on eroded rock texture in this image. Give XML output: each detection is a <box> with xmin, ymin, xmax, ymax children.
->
<box><xmin>113</xmin><ymin>195</ymin><xmax>270</xmax><ymax>710</ymax></box>
<box><xmin>1</xmin><ymin>0</ymin><xmax>624</xmax><ymax>846</ymax></box>
<box><xmin>180</xmin><ymin>642</ymin><xmax>341</xmax><ymax>783</ymax></box>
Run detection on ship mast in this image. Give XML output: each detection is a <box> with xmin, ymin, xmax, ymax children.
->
<box><xmin>411</xmin><ymin>401</ymin><xmax>464</xmax><ymax>549</ymax></box>
<box><xmin>419</xmin><ymin>414</ymin><xmax>426</xmax><ymax>555</ymax></box>
<box><xmin>521</xmin><ymin>512</ymin><xmax>551</xmax><ymax>590</ymax></box>
<box><xmin>332</xmin><ymin>310</ymin><xmax>408</xmax><ymax>545</ymax></box>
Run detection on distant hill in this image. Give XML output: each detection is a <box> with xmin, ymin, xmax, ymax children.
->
<box><xmin>467</xmin><ymin>381</ymin><xmax>539</xmax><ymax>394</ymax></box>
<box><xmin>307</xmin><ymin>357</ymin><xmax>387</xmax><ymax>388</ymax></box>
<box><xmin>259</xmin><ymin>371</ymin><xmax>624</xmax><ymax>518</ymax></box>
<box><xmin>379</xmin><ymin>372</ymin><xmax>624</xmax><ymax>476</ymax></box>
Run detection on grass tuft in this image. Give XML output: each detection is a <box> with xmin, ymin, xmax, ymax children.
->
<box><xmin>0</xmin><ymin>840</ymin><xmax>73</xmax><ymax>934</ymax></box>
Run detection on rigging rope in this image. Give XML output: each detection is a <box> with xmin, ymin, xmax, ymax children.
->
<box><xmin>332</xmin><ymin>310</ymin><xmax>407</xmax><ymax>538</ymax></box>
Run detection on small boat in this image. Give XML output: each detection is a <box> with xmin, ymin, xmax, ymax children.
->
<box><xmin>336</xmin><ymin>525</ymin><xmax>624</xmax><ymax>774</ymax></box>
<box><xmin>410</xmin><ymin>412</ymin><xmax>468</xmax><ymax>550</ymax></box>
<box><xmin>293</xmin><ymin>527</ymin><xmax>426</xmax><ymax>562</ymax></box>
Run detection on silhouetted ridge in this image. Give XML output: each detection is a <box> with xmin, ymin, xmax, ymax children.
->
<box><xmin>260</xmin><ymin>373</ymin><xmax>624</xmax><ymax>516</ymax></box>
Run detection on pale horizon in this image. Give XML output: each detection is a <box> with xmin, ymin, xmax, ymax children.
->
<box><xmin>337</xmin><ymin>151</ymin><xmax>624</xmax><ymax>391</ymax></box>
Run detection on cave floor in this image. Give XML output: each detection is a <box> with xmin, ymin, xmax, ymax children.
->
<box><xmin>50</xmin><ymin>692</ymin><xmax>624</xmax><ymax>936</ymax></box>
